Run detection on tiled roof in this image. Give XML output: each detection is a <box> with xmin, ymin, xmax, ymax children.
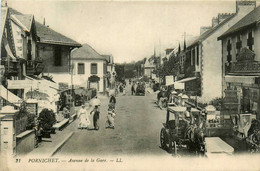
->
<box><xmin>71</xmin><ymin>43</ymin><xmax>106</xmax><ymax>60</ymax></box>
<box><xmin>189</xmin><ymin>14</ymin><xmax>235</xmax><ymax>47</ymax></box>
<box><xmin>35</xmin><ymin>22</ymin><xmax>81</xmax><ymax>47</ymax></box>
<box><xmin>8</xmin><ymin>7</ymin><xmax>81</xmax><ymax>47</ymax></box>
<box><xmin>11</xmin><ymin>14</ymin><xmax>33</xmax><ymax>32</ymax></box>
<box><xmin>219</xmin><ymin>6</ymin><xmax>260</xmax><ymax>39</ymax></box>
<box><xmin>1</xmin><ymin>7</ymin><xmax>8</xmax><ymax>41</ymax></box>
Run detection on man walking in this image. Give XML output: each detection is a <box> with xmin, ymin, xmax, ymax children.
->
<box><xmin>91</xmin><ymin>96</ymin><xmax>101</xmax><ymax>130</ymax></box>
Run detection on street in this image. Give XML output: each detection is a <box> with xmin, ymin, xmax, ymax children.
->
<box><xmin>55</xmin><ymin>85</ymin><xmax>168</xmax><ymax>156</ymax></box>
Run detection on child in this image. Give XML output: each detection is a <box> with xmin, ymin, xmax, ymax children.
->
<box><xmin>106</xmin><ymin>103</ymin><xmax>116</xmax><ymax>129</ymax></box>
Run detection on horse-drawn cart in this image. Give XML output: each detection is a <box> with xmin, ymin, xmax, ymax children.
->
<box><xmin>160</xmin><ymin>106</ymin><xmax>206</xmax><ymax>155</ymax></box>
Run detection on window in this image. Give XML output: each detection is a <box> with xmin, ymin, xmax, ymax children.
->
<box><xmin>91</xmin><ymin>63</ymin><xmax>97</xmax><ymax>74</ymax></box>
<box><xmin>4</xmin><ymin>127</ymin><xmax>8</xmax><ymax>135</ymax></box>
<box><xmin>27</xmin><ymin>39</ymin><xmax>32</xmax><ymax>60</ymax></box>
<box><xmin>54</xmin><ymin>46</ymin><xmax>62</xmax><ymax>66</ymax></box>
<box><xmin>227</xmin><ymin>38</ymin><xmax>232</xmax><ymax>63</ymax></box>
<box><xmin>247</xmin><ymin>31</ymin><xmax>254</xmax><ymax>51</ymax></box>
<box><xmin>77</xmin><ymin>63</ymin><xmax>85</xmax><ymax>74</ymax></box>
<box><xmin>236</xmin><ymin>35</ymin><xmax>242</xmax><ymax>58</ymax></box>
<box><xmin>196</xmin><ymin>46</ymin><xmax>199</xmax><ymax>66</ymax></box>
<box><xmin>103</xmin><ymin>63</ymin><xmax>107</xmax><ymax>74</ymax></box>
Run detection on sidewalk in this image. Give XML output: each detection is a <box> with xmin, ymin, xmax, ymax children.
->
<box><xmin>26</xmin><ymin>119</ymin><xmax>78</xmax><ymax>157</ymax></box>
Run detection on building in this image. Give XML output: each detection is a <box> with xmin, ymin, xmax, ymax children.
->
<box><xmin>218</xmin><ymin>5</ymin><xmax>260</xmax><ymax>120</ymax></box>
<box><xmin>144</xmin><ymin>57</ymin><xmax>155</xmax><ymax>77</ymax></box>
<box><xmin>178</xmin><ymin>1</ymin><xmax>256</xmax><ymax>103</ymax></box>
<box><xmin>102</xmin><ymin>55</ymin><xmax>116</xmax><ymax>88</ymax></box>
<box><xmin>35</xmin><ymin>20</ymin><xmax>81</xmax><ymax>86</ymax></box>
<box><xmin>71</xmin><ymin>44</ymin><xmax>108</xmax><ymax>92</ymax></box>
<box><xmin>1</xmin><ymin>7</ymin><xmax>81</xmax><ymax>112</ymax></box>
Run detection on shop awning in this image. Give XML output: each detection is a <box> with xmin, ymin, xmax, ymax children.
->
<box><xmin>225</xmin><ymin>75</ymin><xmax>257</xmax><ymax>84</ymax></box>
<box><xmin>177</xmin><ymin>77</ymin><xmax>197</xmax><ymax>83</ymax></box>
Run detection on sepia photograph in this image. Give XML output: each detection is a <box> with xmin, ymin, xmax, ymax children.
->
<box><xmin>1</xmin><ymin>0</ymin><xmax>260</xmax><ymax>170</ymax></box>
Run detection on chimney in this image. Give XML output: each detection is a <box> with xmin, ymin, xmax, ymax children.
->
<box><xmin>200</xmin><ymin>26</ymin><xmax>212</xmax><ymax>35</ymax></box>
<box><xmin>236</xmin><ymin>0</ymin><xmax>256</xmax><ymax>13</ymax></box>
<box><xmin>218</xmin><ymin>13</ymin><xmax>234</xmax><ymax>23</ymax></box>
<box><xmin>43</xmin><ymin>18</ymin><xmax>45</xmax><ymax>25</ymax></box>
<box><xmin>212</xmin><ymin>17</ymin><xmax>219</xmax><ymax>27</ymax></box>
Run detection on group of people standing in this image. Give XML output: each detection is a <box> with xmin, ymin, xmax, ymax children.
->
<box><xmin>77</xmin><ymin>94</ymin><xmax>117</xmax><ymax>130</ymax></box>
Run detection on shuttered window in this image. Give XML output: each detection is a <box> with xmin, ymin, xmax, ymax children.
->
<box><xmin>77</xmin><ymin>63</ymin><xmax>85</xmax><ymax>74</ymax></box>
<box><xmin>91</xmin><ymin>63</ymin><xmax>97</xmax><ymax>74</ymax></box>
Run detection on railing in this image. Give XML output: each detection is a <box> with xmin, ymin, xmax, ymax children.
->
<box><xmin>26</xmin><ymin>60</ymin><xmax>44</xmax><ymax>76</ymax></box>
<box><xmin>229</xmin><ymin>61</ymin><xmax>260</xmax><ymax>73</ymax></box>
<box><xmin>2</xmin><ymin>60</ymin><xmax>18</xmax><ymax>76</ymax></box>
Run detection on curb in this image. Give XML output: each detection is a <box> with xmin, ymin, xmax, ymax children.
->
<box><xmin>50</xmin><ymin>132</ymin><xmax>74</xmax><ymax>157</ymax></box>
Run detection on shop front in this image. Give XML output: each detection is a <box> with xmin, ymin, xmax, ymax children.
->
<box><xmin>224</xmin><ymin>75</ymin><xmax>260</xmax><ymax>120</ymax></box>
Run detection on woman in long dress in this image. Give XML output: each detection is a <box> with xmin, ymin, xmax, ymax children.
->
<box><xmin>78</xmin><ymin>104</ymin><xmax>90</xmax><ymax>129</ymax></box>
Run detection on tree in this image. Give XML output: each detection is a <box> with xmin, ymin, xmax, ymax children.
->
<box><xmin>38</xmin><ymin>109</ymin><xmax>56</xmax><ymax>131</ymax></box>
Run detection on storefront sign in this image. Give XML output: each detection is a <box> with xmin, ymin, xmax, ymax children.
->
<box><xmin>165</xmin><ymin>75</ymin><xmax>174</xmax><ymax>86</ymax></box>
<box><xmin>7</xmin><ymin>79</ymin><xmax>37</xmax><ymax>89</ymax></box>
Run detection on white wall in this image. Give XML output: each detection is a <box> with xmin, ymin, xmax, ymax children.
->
<box><xmin>199</xmin><ymin>6</ymin><xmax>255</xmax><ymax>103</ymax></box>
<box><xmin>72</xmin><ymin>59</ymin><xmax>106</xmax><ymax>92</ymax></box>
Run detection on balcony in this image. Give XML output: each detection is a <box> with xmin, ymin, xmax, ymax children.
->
<box><xmin>228</xmin><ymin>61</ymin><xmax>260</xmax><ymax>73</ymax></box>
<box><xmin>1</xmin><ymin>58</ymin><xmax>19</xmax><ymax>76</ymax></box>
<box><xmin>26</xmin><ymin>60</ymin><xmax>45</xmax><ymax>76</ymax></box>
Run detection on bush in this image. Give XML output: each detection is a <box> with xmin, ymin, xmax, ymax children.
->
<box><xmin>38</xmin><ymin>108</ymin><xmax>56</xmax><ymax>131</ymax></box>
<box><xmin>26</xmin><ymin>113</ymin><xmax>36</xmax><ymax>130</ymax></box>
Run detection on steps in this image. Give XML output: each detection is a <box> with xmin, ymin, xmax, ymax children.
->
<box><xmin>0</xmin><ymin>85</ymin><xmax>22</xmax><ymax>107</ymax></box>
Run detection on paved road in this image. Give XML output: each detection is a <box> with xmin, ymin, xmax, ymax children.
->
<box><xmin>55</xmin><ymin>86</ymin><xmax>169</xmax><ymax>156</ymax></box>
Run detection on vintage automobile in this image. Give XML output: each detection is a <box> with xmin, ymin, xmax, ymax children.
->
<box><xmin>160</xmin><ymin>106</ymin><xmax>206</xmax><ymax>155</ymax></box>
<box><xmin>136</xmin><ymin>83</ymin><xmax>145</xmax><ymax>96</ymax></box>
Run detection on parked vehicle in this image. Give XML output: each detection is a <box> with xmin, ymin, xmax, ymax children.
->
<box><xmin>136</xmin><ymin>84</ymin><xmax>145</xmax><ymax>96</ymax></box>
<box><xmin>160</xmin><ymin>106</ymin><xmax>206</xmax><ymax>155</ymax></box>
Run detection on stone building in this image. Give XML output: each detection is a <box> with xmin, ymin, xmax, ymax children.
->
<box><xmin>179</xmin><ymin>0</ymin><xmax>256</xmax><ymax>103</ymax></box>
<box><xmin>218</xmin><ymin>5</ymin><xmax>260</xmax><ymax>120</ymax></box>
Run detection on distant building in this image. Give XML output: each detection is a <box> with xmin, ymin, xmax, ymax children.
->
<box><xmin>71</xmin><ymin>44</ymin><xmax>108</xmax><ymax>92</ymax></box>
<box><xmin>218</xmin><ymin>5</ymin><xmax>260</xmax><ymax>120</ymax></box>
<box><xmin>102</xmin><ymin>55</ymin><xmax>116</xmax><ymax>88</ymax></box>
<box><xmin>179</xmin><ymin>0</ymin><xmax>256</xmax><ymax>103</ymax></box>
<box><xmin>144</xmin><ymin>57</ymin><xmax>155</xmax><ymax>77</ymax></box>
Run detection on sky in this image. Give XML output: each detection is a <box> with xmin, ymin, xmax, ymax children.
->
<box><xmin>6</xmin><ymin>0</ymin><xmax>252</xmax><ymax>63</ymax></box>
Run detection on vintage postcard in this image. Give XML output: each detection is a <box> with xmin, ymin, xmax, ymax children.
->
<box><xmin>1</xmin><ymin>0</ymin><xmax>260</xmax><ymax>170</ymax></box>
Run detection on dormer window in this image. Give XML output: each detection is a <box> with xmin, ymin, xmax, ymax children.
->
<box><xmin>247</xmin><ymin>30</ymin><xmax>254</xmax><ymax>51</ymax></box>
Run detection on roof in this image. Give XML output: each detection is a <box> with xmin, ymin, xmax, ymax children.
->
<box><xmin>8</xmin><ymin>7</ymin><xmax>81</xmax><ymax>47</ymax></box>
<box><xmin>35</xmin><ymin>22</ymin><xmax>81</xmax><ymax>47</ymax></box>
<box><xmin>1</xmin><ymin>7</ymin><xmax>8</xmax><ymax>41</ymax></box>
<box><xmin>11</xmin><ymin>14</ymin><xmax>33</xmax><ymax>32</ymax></box>
<box><xmin>189</xmin><ymin>14</ymin><xmax>235</xmax><ymax>47</ymax></box>
<box><xmin>102</xmin><ymin>55</ymin><xmax>113</xmax><ymax>63</ymax></box>
<box><xmin>218</xmin><ymin>6</ymin><xmax>260</xmax><ymax>40</ymax></box>
<box><xmin>144</xmin><ymin>59</ymin><xmax>155</xmax><ymax>68</ymax></box>
<box><xmin>71</xmin><ymin>43</ymin><xmax>106</xmax><ymax>60</ymax></box>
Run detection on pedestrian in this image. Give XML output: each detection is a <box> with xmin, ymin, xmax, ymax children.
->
<box><xmin>131</xmin><ymin>84</ymin><xmax>135</xmax><ymax>95</ymax></box>
<box><xmin>78</xmin><ymin>104</ymin><xmax>90</xmax><ymax>129</ymax></box>
<box><xmin>157</xmin><ymin>90</ymin><xmax>163</xmax><ymax>109</ymax></box>
<box><xmin>106</xmin><ymin>103</ymin><xmax>116</xmax><ymax>129</ymax></box>
<box><xmin>123</xmin><ymin>85</ymin><xmax>126</xmax><ymax>95</ymax></box>
<box><xmin>109</xmin><ymin>94</ymin><xmax>116</xmax><ymax>107</ymax></box>
<box><xmin>91</xmin><ymin>105</ymin><xmax>100</xmax><ymax>130</ymax></box>
<box><xmin>62</xmin><ymin>105</ymin><xmax>70</xmax><ymax>118</ymax></box>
